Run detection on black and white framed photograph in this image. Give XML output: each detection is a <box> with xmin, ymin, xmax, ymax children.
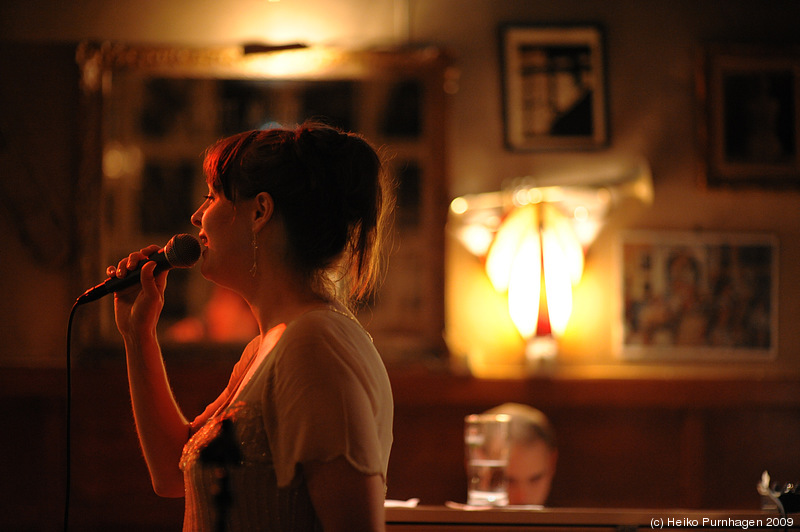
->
<box><xmin>500</xmin><ymin>24</ymin><xmax>608</xmax><ymax>151</ymax></box>
<box><xmin>619</xmin><ymin>231</ymin><xmax>778</xmax><ymax>361</ymax></box>
<box><xmin>699</xmin><ymin>44</ymin><xmax>800</xmax><ymax>188</ymax></box>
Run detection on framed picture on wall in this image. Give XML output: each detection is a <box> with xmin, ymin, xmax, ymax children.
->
<box><xmin>500</xmin><ymin>24</ymin><xmax>608</xmax><ymax>151</ymax></box>
<box><xmin>698</xmin><ymin>44</ymin><xmax>800</xmax><ymax>188</ymax></box>
<box><xmin>618</xmin><ymin>231</ymin><xmax>778</xmax><ymax>361</ymax></box>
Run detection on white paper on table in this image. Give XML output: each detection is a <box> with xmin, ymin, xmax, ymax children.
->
<box><xmin>384</xmin><ymin>498</ymin><xmax>420</xmax><ymax>508</ymax></box>
<box><xmin>445</xmin><ymin>501</ymin><xmax>544</xmax><ymax>511</ymax></box>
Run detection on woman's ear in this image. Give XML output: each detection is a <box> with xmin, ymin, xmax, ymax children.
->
<box><xmin>252</xmin><ymin>191</ymin><xmax>275</xmax><ymax>232</ymax></box>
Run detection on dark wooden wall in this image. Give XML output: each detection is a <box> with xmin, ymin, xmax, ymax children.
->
<box><xmin>387</xmin><ymin>369</ymin><xmax>800</xmax><ymax>510</ymax></box>
<box><xmin>3</xmin><ymin>361</ymin><xmax>799</xmax><ymax>531</ymax></box>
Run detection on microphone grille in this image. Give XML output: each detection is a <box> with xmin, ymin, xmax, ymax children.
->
<box><xmin>164</xmin><ymin>234</ymin><xmax>202</xmax><ymax>268</ymax></box>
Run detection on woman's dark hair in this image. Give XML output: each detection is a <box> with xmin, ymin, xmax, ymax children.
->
<box><xmin>202</xmin><ymin>121</ymin><xmax>394</xmax><ymax>305</ymax></box>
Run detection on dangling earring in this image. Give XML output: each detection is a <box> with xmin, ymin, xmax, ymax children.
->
<box><xmin>250</xmin><ymin>232</ymin><xmax>258</xmax><ymax>277</ymax></box>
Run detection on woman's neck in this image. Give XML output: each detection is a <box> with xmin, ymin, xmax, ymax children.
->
<box><xmin>246</xmin><ymin>268</ymin><xmax>331</xmax><ymax>338</ymax></box>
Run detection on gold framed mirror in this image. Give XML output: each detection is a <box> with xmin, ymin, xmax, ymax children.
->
<box><xmin>76</xmin><ymin>41</ymin><xmax>453</xmax><ymax>363</ymax></box>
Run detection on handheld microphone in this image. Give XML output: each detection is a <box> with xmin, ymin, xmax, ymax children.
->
<box><xmin>76</xmin><ymin>233</ymin><xmax>201</xmax><ymax>305</ymax></box>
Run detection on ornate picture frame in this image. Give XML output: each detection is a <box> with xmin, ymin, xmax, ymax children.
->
<box><xmin>500</xmin><ymin>24</ymin><xmax>608</xmax><ymax>151</ymax></box>
<box><xmin>76</xmin><ymin>42</ymin><xmax>451</xmax><ymax>361</ymax></box>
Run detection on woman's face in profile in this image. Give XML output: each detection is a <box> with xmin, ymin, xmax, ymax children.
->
<box><xmin>191</xmin><ymin>186</ymin><xmax>252</xmax><ymax>285</ymax></box>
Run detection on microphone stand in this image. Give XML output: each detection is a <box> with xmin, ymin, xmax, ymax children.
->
<box><xmin>199</xmin><ymin>418</ymin><xmax>242</xmax><ymax>532</ymax></box>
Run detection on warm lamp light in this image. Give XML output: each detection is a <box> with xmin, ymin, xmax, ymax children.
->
<box><xmin>446</xmin><ymin>157</ymin><xmax>653</xmax><ymax>377</ymax></box>
<box><xmin>241</xmin><ymin>46</ymin><xmax>346</xmax><ymax>78</ymax></box>
<box><xmin>486</xmin><ymin>200</ymin><xmax>584</xmax><ymax>363</ymax></box>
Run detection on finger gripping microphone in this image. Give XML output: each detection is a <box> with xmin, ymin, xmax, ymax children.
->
<box><xmin>76</xmin><ymin>233</ymin><xmax>201</xmax><ymax>305</ymax></box>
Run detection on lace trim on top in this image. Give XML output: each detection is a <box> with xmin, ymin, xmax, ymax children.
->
<box><xmin>180</xmin><ymin>400</ymin><xmax>321</xmax><ymax>532</ymax></box>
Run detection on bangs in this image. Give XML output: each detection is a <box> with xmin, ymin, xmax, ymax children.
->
<box><xmin>202</xmin><ymin>130</ymin><xmax>262</xmax><ymax>201</ymax></box>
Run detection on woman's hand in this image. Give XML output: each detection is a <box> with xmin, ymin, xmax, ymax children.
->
<box><xmin>110</xmin><ymin>244</ymin><xmax>169</xmax><ymax>340</ymax></box>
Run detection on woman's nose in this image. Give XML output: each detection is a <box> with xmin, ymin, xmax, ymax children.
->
<box><xmin>190</xmin><ymin>208</ymin><xmax>202</xmax><ymax>227</ymax></box>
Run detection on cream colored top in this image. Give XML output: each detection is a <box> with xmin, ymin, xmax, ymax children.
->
<box><xmin>179</xmin><ymin>307</ymin><xmax>394</xmax><ymax>532</ymax></box>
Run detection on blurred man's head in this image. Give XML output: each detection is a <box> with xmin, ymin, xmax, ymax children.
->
<box><xmin>485</xmin><ymin>403</ymin><xmax>557</xmax><ymax>506</ymax></box>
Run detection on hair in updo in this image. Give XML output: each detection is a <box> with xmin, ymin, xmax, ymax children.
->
<box><xmin>202</xmin><ymin>121</ymin><xmax>394</xmax><ymax>304</ymax></box>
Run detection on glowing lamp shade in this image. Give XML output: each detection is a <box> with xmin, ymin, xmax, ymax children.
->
<box><xmin>485</xmin><ymin>203</ymin><xmax>583</xmax><ymax>340</ymax></box>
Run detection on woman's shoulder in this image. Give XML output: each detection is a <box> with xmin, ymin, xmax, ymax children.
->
<box><xmin>285</xmin><ymin>305</ymin><xmax>362</xmax><ymax>336</ymax></box>
<box><xmin>275</xmin><ymin>305</ymin><xmax>375</xmax><ymax>361</ymax></box>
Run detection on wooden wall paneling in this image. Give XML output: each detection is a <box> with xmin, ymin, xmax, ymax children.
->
<box><xmin>2</xmin><ymin>366</ymin><xmax>799</xmax><ymax>529</ymax></box>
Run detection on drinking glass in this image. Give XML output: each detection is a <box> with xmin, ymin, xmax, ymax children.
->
<box><xmin>464</xmin><ymin>413</ymin><xmax>511</xmax><ymax>506</ymax></box>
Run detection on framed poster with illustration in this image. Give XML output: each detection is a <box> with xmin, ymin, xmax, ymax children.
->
<box><xmin>698</xmin><ymin>44</ymin><xmax>800</xmax><ymax>188</ymax></box>
<box><xmin>619</xmin><ymin>231</ymin><xmax>778</xmax><ymax>361</ymax></box>
<box><xmin>500</xmin><ymin>24</ymin><xmax>608</xmax><ymax>151</ymax></box>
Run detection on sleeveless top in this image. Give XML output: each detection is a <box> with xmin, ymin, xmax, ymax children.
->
<box><xmin>179</xmin><ymin>307</ymin><xmax>394</xmax><ymax>531</ymax></box>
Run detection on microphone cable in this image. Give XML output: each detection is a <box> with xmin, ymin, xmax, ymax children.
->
<box><xmin>63</xmin><ymin>301</ymin><xmax>79</xmax><ymax>532</ymax></box>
